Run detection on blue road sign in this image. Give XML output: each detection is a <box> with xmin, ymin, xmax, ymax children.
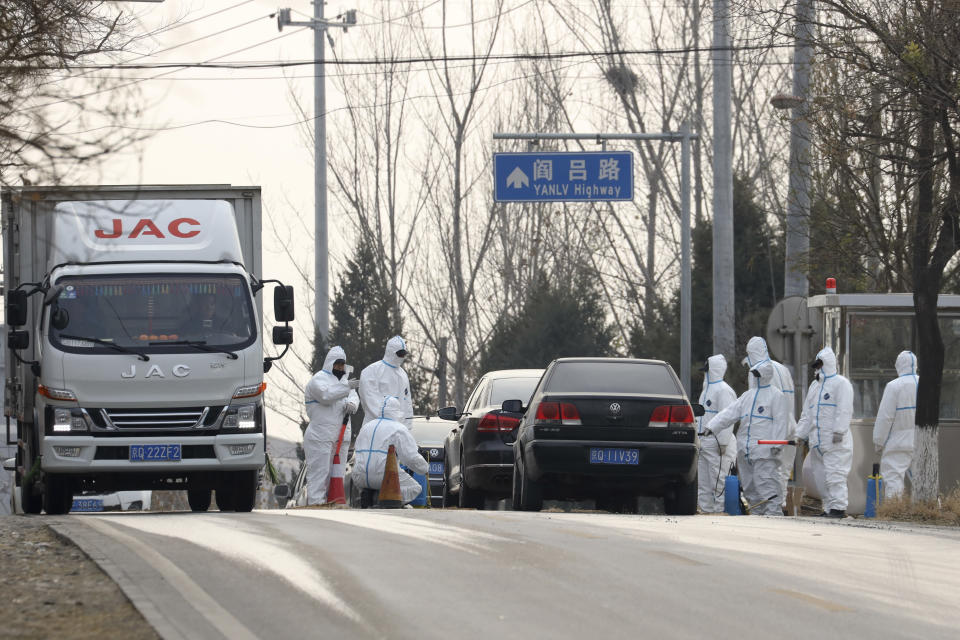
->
<box><xmin>494</xmin><ymin>151</ymin><xmax>633</xmax><ymax>202</ymax></box>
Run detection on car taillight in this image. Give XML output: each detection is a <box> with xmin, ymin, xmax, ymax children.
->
<box><xmin>535</xmin><ymin>402</ymin><xmax>580</xmax><ymax>425</ymax></box>
<box><xmin>477</xmin><ymin>412</ymin><xmax>521</xmax><ymax>432</ymax></box>
<box><xmin>649</xmin><ymin>405</ymin><xmax>694</xmax><ymax>428</ymax></box>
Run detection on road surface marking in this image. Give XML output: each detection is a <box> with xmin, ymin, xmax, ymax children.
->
<box><xmin>772</xmin><ymin>588</ymin><xmax>853</xmax><ymax>612</ymax></box>
<box><xmin>102</xmin><ymin>514</ymin><xmax>363</xmax><ymax>624</ymax></box>
<box><xmin>84</xmin><ymin>517</ymin><xmax>260</xmax><ymax>640</ymax></box>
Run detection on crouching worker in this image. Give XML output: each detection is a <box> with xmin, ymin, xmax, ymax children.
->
<box><xmin>702</xmin><ymin>361</ymin><xmax>789</xmax><ymax>515</ymax></box>
<box><xmin>352</xmin><ymin>396</ymin><xmax>428</xmax><ymax>505</ymax></box>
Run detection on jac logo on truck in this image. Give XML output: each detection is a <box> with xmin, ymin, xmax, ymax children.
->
<box><xmin>95</xmin><ymin>218</ymin><xmax>201</xmax><ymax>239</ymax></box>
<box><xmin>121</xmin><ymin>364</ymin><xmax>191</xmax><ymax>379</ymax></box>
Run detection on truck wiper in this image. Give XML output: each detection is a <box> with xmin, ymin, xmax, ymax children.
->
<box><xmin>59</xmin><ymin>334</ymin><xmax>150</xmax><ymax>361</ymax></box>
<box><xmin>150</xmin><ymin>340</ymin><xmax>239</xmax><ymax>360</ymax></box>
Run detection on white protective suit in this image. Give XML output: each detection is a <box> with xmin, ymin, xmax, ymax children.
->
<box><xmin>796</xmin><ymin>347</ymin><xmax>855</xmax><ymax>513</ymax></box>
<box><xmin>359</xmin><ymin>336</ymin><xmax>414</xmax><ymax>428</ymax></box>
<box><xmin>708</xmin><ymin>361</ymin><xmax>789</xmax><ymax>516</ymax></box>
<box><xmin>697</xmin><ymin>355</ymin><xmax>739</xmax><ymax>513</ymax></box>
<box><xmin>873</xmin><ymin>351</ymin><xmax>919</xmax><ymax>499</ymax></box>
<box><xmin>352</xmin><ymin>396</ymin><xmax>429</xmax><ymax>504</ymax></box>
<box><xmin>745</xmin><ymin>336</ymin><xmax>798</xmax><ymax>507</ymax></box>
<box><xmin>303</xmin><ymin>346</ymin><xmax>360</xmax><ymax>505</ymax></box>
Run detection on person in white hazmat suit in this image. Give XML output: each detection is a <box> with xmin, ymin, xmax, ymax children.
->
<box><xmin>352</xmin><ymin>396</ymin><xmax>429</xmax><ymax>504</ymax></box>
<box><xmin>696</xmin><ymin>355</ymin><xmax>738</xmax><ymax>512</ymax></box>
<box><xmin>873</xmin><ymin>351</ymin><xmax>919</xmax><ymax>499</ymax></box>
<box><xmin>303</xmin><ymin>346</ymin><xmax>360</xmax><ymax>505</ymax></box>
<box><xmin>359</xmin><ymin>336</ymin><xmax>414</xmax><ymax>428</ymax></box>
<box><xmin>703</xmin><ymin>361</ymin><xmax>789</xmax><ymax>516</ymax></box>
<box><xmin>795</xmin><ymin>347</ymin><xmax>854</xmax><ymax>517</ymax></box>
<box><xmin>745</xmin><ymin>336</ymin><xmax>797</xmax><ymax>509</ymax></box>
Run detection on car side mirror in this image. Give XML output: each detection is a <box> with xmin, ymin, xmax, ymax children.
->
<box><xmin>437</xmin><ymin>406</ymin><xmax>460</xmax><ymax>421</ymax></box>
<box><xmin>6</xmin><ymin>290</ymin><xmax>28</xmax><ymax>327</ymax></box>
<box><xmin>501</xmin><ymin>399</ymin><xmax>524</xmax><ymax>413</ymax></box>
<box><xmin>273</xmin><ymin>484</ymin><xmax>290</xmax><ymax>499</ymax></box>
<box><xmin>51</xmin><ymin>306</ymin><xmax>70</xmax><ymax>331</ymax></box>
<box><xmin>691</xmin><ymin>403</ymin><xmax>706</xmax><ymax>418</ymax></box>
<box><xmin>272</xmin><ymin>325</ymin><xmax>293</xmax><ymax>345</ymax></box>
<box><xmin>273</xmin><ymin>285</ymin><xmax>295</xmax><ymax>322</ymax></box>
<box><xmin>7</xmin><ymin>330</ymin><xmax>29</xmax><ymax>351</ymax></box>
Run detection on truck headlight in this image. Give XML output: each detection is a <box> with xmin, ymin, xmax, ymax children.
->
<box><xmin>223</xmin><ymin>404</ymin><xmax>258</xmax><ymax>431</ymax></box>
<box><xmin>52</xmin><ymin>408</ymin><xmax>87</xmax><ymax>433</ymax></box>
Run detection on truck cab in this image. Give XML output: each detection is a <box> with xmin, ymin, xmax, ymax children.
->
<box><xmin>3</xmin><ymin>186</ymin><xmax>294</xmax><ymax>514</ymax></box>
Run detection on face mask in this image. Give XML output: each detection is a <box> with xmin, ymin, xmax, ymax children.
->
<box><xmin>395</xmin><ymin>350</ymin><xmax>408</xmax><ymax>359</ymax></box>
<box><xmin>333</xmin><ymin>369</ymin><xmax>345</xmax><ymax>379</ymax></box>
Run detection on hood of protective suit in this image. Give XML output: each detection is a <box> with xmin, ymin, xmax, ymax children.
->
<box><xmin>378</xmin><ymin>396</ymin><xmax>405</xmax><ymax>421</ymax></box>
<box><xmin>382</xmin><ymin>336</ymin><xmax>407</xmax><ymax>368</ymax></box>
<box><xmin>750</xmin><ymin>360</ymin><xmax>774</xmax><ymax>385</ymax></box>
<box><xmin>896</xmin><ymin>351</ymin><xmax>917</xmax><ymax>377</ymax></box>
<box><xmin>705</xmin><ymin>354</ymin><xmax>727</xmax><ymax>383</ymax></box>
<box><xmin>816</xmin><ymin>347</ymin><xmax>839</xmax><ymax>377</ymax></box>
<box><xmin>322</xmin><ymin>345</ymin><xmax>347</xmax><ymax>373</ymax></box>
<box><xmin>745</xmin><ymin>336</ymin><xmax>770</xmax><ymax>368</ymax></box>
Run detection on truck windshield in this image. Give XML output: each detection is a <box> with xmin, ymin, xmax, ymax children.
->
<box><xmin>49</xmin><ymin>274</ymin><xmax>256</xmax><ymax>353</ymax></box>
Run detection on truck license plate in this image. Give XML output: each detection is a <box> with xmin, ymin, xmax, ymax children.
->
<box><xmin>589</xmin><ymin>447</ymin><xmax>639</xmax><ymax>465</ymax></box>
<box><xmin>72</xmin><ymin>498</ymin><xmax>104</xmax><ymax>512</ymax></box>
<box><xmin>130</xmin><ymin>444</ymin><xmax>181</xmax><ymax>462</ymax></box>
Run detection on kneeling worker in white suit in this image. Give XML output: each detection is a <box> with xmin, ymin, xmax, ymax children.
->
<box><xmin>352</xmin><ymin>396</ymin><xmax>428</xmax><ymax>504</ymax></box>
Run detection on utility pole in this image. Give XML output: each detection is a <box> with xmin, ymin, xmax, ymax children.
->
<box><xmin>277</xmin><ymin>4</ymin><xmax>357</xmax><ymax>342</ymax></box>
<box><xmin>712</xmin><ymin>0</ymin><xmax>735</xmax><ymax>362</ymax></box>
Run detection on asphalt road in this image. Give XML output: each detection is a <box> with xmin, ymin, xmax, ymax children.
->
<box><xmin>51</xmin><ymin>510</ymin><xmax>960</xmax><ymax>640</ymax></box>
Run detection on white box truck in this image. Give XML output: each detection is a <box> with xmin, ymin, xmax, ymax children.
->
<box><xmin>2</xmin><ymin>185</ymin><xmax>294</xmax><ymax>514</ymax></box>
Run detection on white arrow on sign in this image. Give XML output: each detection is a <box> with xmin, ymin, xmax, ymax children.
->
<box><xmin>505</xmin><ymin>166</ymin><xmax>529</xmax><ymax>189</ymax></box>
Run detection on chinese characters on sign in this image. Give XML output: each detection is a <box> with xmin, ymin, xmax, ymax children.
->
<box><xmin>494</xmin><ymin>152</ymin><xmax>634</xmax><ymax>202</ymax></box>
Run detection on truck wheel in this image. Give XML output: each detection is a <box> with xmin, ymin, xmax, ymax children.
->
<box><xmin>216</xmin><ymin>483</ymin><xmax>235</xmax><ymax>512</ymax></box>
<box><xmin>17</xmin><ymin>427</ymin><xmax>42</xmax><ymax>515</ymax></box>
<box><xmin>231</xmin><ymin>470</ymin><xmax>258</xmax><ymax>512</ymax></box>
<box><xmin>664</xmin><ymin>471</ymin><xmax>698</xmax><ymax>516</ymax></box>
<box><xmin>187</xmin><ymin>489</ymin><xmax>212</xmax><ymax>512</ymax></box>
<box><xmin>43</xmin><ymin>474</ymin><xmax>74</xmax><ymax>515</ymax></box>
<box><xmin>518</xmin><ymin>453</ymin><xmax>543</xmax><ymax>512</ymax></box>
<box><xmin>458</xmin><ymin>476</ymin><xmax>485</xmax><ymax>510</ymax></box>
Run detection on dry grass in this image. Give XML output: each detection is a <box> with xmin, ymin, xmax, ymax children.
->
<box><xmin>875</xmin><ymin>489</ymin><xmax>960</xmax><ymax>526</ymax></box>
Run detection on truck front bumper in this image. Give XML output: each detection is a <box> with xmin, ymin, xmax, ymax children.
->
<box><xmin>41</xmin><ymin>433</ymin><xmax>264</xmax><ymax>473</ymax></box>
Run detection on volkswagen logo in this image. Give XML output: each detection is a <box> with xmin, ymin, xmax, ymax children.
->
<box><xmin>609</xmin><ymin>402</ymin><xmax>622</xmax><ymax>415</ymax></box>
<box><xmin>430</xmin><ymin>448</ymin><xmax>440</xmax><ymax>458</ymax></box>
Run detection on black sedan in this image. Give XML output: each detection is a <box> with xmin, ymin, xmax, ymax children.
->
<box><xmin>438</xmin><ymin>369</ymin><xmax>544</xmax><ymax>509</ymax></box>
<box><xmin>504</xmin><ymin>358</ymin><xmax>702</xmax><ymax>515</ymax></box>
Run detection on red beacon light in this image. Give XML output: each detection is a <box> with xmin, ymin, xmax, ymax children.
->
<box><xmin>826</xmin><ymin>277</ymin><xmax>837</xmax><ymax>294</ymax></box>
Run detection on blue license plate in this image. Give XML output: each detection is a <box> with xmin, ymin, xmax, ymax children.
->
<box><xmin>428</xmin><ymin>461</ymin><xmax>444</xmax><ymax>476</ymax></box>
<box><xmin>72</xmin><ymin>498</ymin><xmax>104</xmax><ymax>512</ymax></box>
<box><xmin>589</xmin><ymin>447</ymin><xmax>639</xmax><ymax>465</ymax></box>
<box><xmin>130</xmin><ymin>444</ymin><xmax>181</xmax><ymax>462</ymax></box>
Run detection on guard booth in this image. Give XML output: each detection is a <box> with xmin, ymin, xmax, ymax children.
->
<box><xmin>804</xmin><ymin>292</ymin><xmax>960</xmax><ymax>513</ymax></box>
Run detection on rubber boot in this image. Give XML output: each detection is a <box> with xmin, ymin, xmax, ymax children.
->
<box><xmin>827</xmin><ymin>509</ymin><xmax>846</xmax><ymax>518</ymax></box>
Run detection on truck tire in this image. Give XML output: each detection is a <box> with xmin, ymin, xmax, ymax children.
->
<box><xmin>43</xmin><ymin>474</ymin><xmax>74</xmax><ymax>515</ymax></box>
<box><xmin>188</xmin><ymin>489</ymin><xmax>212</xmax><ymax>512</ymax></box>
<box><xmin>231</xmin><ymin>470</ymin><xmax>258</xmax><ymax>512</ymax></box>
<box><xmin>216</xmin><ymin>483</ymin><xmax>235</xmax><ymax>512</ymax></box>
<box><xmin>664</xmin><ymin>471</ymin><xmax>698</xmax><ymax>516</ymax></box>
<box><xmin>17</xmin><ymin>431</ymin><xmax>42</xmax><ymax>515</ymax></box>
<box><xmin>518</xmin><ymin>453</ymin><xmax>543</xmax><ymax>512</ymax></box>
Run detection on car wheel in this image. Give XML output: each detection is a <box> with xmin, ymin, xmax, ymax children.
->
<box><xmin>442</xmin><ymin>473</ymin><xmax>456</xmax><ymax>508</ymax></box>
<box><xmin>459</xmin><ymin>477</ymin><xmax>484</xmax><ymax>510</ymax></box>
<box><xmin>518</xmin><ymin>453</ymin><xmax>543</xmax><ymax>512</ymax></box>
<box><xmin>188</xmin><ymin>489</ymin><xmax>212</xmax><ymax>512</ymax></box>
<box><xmin>664</xmin><ymin>470</ymin><xmax>698</xmax><ymax>516</ymax></box>
<box><xmin>43</xmin><ymin>474</ymin><xmax>73</xmax><ymax>515</ymax></box>
<box><xmin>511</xmin><ymin>459</ymin><xmax>521</xmax><ymax>511</ymax></box>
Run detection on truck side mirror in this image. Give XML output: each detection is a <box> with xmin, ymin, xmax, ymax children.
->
<box><xmin>273</xmin><ymin>285</ymin><xmax>294</xmax><ymax>322</ymax></box>
<box><xmin>7</xmin><ymin>291</ymin><xmax>28</xmax><ymax>327</ymax></box>
<box><xmin>43</xmin><ymin>284</ymin><xmax>65</xmax><ymax>307</ymax></box>
<box><xmin>272</xmin><ymin>326</ymin><xmax>293</xmax><ymax>345</ymax></box>
<box><xmin>437</xmin><ymin>406</ymin><xmax>460</xmax><ymax>421</ymax></box>
<box><xmin>51</xmin><ymin>306</ymin><xmax>70</xmax><ymax>331</ymax></box>
<box><xmin>7</xmin><ymin>330</ymin><xmax>29</xmax><ymax>351</ymax></box>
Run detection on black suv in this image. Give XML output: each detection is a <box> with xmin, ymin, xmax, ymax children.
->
<box><xmin>505</xmin><ymin>358</ymin><xmax>702</xmax><ymax>514</ymax></box>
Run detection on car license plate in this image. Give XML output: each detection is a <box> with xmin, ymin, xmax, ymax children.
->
<box><xmin>72</xmin><ymin>498</ymin><xmax>104</xmax><ymax>512</ymax></box>
<box><xmin>428</xmin><ymin>461</ymin><xmax>444</xmax><ymax>476</ymax></box>
<box><xmin>129</xmin><ymin>444</ymin><xmax>181</xmax><ymax>462</ymax></box>
<box><xmin>589</xmin><ymin>447</ymin><xmax>639</xmax><ymax>465</ymax></box>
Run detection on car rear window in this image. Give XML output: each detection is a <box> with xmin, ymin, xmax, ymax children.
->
<box><xmin>489</xmin><ymin>377</ymin><xmax>541</xmax><ymax>406</ymax></box>
<box><xmin>545</xmin><ymin>361</ymin><xmax>681</xmax><ymax>395</ymax></box>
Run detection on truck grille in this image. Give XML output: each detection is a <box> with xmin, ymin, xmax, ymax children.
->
<box><xmin>102</xmin><ymin>407</ymin><xmax>207</xmax><ymax>430</ymax></box>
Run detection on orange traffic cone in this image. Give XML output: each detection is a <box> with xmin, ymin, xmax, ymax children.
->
<box><xmin>377</xmin><ymin>444</ymin><xmax>403</xmax><ymax>509</ymax></box>
<box><xmin>326</xmin><ymin>419</ymin><xmax>348</xmax><ymax>506</ymax></box>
